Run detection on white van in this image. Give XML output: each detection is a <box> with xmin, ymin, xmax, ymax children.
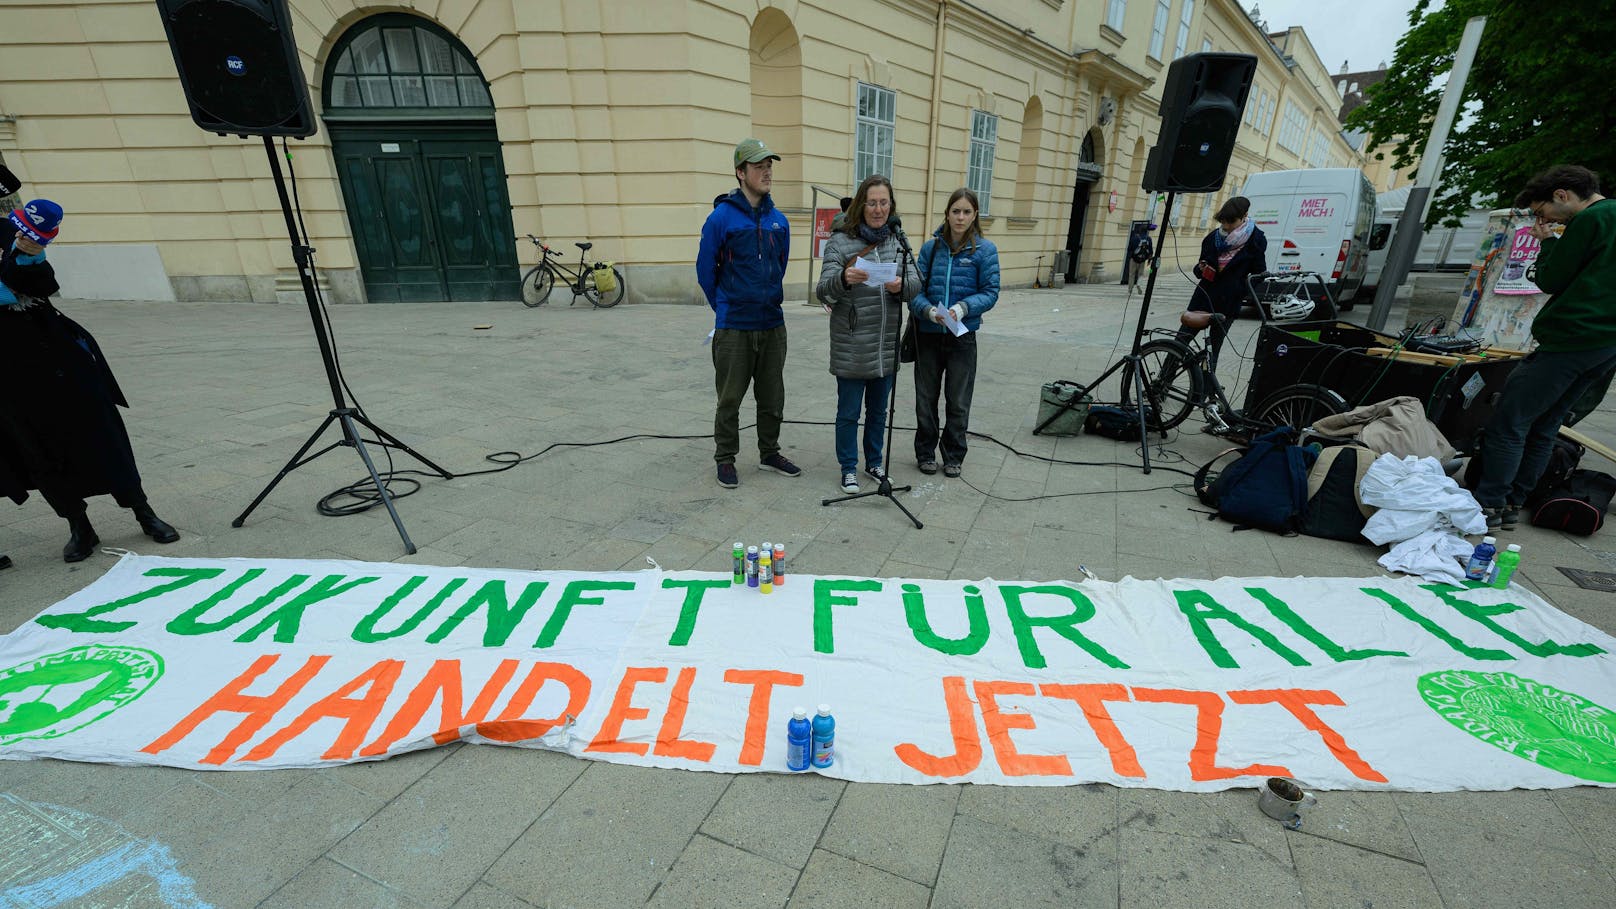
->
<box><xmin>1359</xmin><ymin>217</ymin><xmax>1396</xmax><ymax>298</ymax></box>
<box><xmin>1241</xmin><ymin>168</ymin><xmax>1378</xmax><ymax>309</ymax></box>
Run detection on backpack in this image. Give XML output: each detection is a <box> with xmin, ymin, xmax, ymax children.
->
<box><xmin>1531</xmin><ymin>469</ymin><xmax>1616</xmax><ymax>535</ymax></box>
<box><xmin>1299</xmin><ymin>444</ymin><xmax>1373</xmax><ymax>541</ymax></box>
<box><xmin>1195</xmin><ymin>426</ymin><xmax>1317</xmax><ymax>533</ymax></box>
<box><xmin>1084</xmin><ymin>405</ymin><xmax>1144</xmax><ymax>441</ymax></box>
<box><xmin>1464</xmin><ymin>434</ymin><xmax>1584</xmax><ymax>508</ymax></box>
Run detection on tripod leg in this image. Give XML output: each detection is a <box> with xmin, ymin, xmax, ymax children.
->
<box><xmin>233</xmin><ymin>411</ymin><xmax>340</xmax><ymax>527</ymax></box>
<box><xmin>1128</xmin><ymin>356</ymin><xmax>1154</xmax><ymax>474</ymax></box>
<box><xmin>886</xmin><ymin>485</ymin><xmax>923</xmax><ymax>528</ymax></box>
<box><xmin>337</xmin><ymin>412</ymin><xmax>419</xmax><ymax>554</ymax></box>
<box><xmin>350</xmin><ymin>411</ymin><xmax>454</xmax><ymax>478</ymax></box>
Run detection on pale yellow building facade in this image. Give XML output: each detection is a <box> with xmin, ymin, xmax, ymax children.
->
<box><xmin>0</xmin><ymin>0</ymin><xmax>1367</xmax><ymax>304</ymax></box>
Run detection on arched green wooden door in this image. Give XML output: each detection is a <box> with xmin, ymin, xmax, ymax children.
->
<box><xmin>324</xmin><ymin>15</ymin><xmax>519</xmax><ymax>302</ymax></box>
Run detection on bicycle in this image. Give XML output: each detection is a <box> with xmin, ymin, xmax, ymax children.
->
<box><xmin>1119</xmin><ymin>271</ymin><xmax>1348</xmax><ymax>437</ymax></box>
<box><xmin>520</xmin><ymin>235</ymin><xmax>626</xmax><ymax>308</ymax></box>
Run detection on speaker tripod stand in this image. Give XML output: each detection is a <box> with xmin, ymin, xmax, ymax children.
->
<box><xmin>232</xmin><ymin>137</ymin><xmax>451</xmax><ymax>554</ymax></box>
<box><xmin>1035</xmin><ymin>191</ymin><xmax>1179</xmax><ymax>474</ymax></box>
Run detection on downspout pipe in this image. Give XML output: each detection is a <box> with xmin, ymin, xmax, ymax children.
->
<box><xmin>924</xmin><ymin>1</ymin><xmax>947</xmax><ymax>220</ymax></box>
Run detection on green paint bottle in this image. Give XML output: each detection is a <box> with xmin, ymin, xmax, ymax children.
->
<box><xmin>1491</xmin><ymin>544</ymin><xmax>1522</xmax><ymax>589</ymax></box>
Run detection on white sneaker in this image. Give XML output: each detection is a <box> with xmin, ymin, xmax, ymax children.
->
<box><xmin>840</xmin><ymin>472</ymin><xmax>860</xmax><ymax>493</ymax></box>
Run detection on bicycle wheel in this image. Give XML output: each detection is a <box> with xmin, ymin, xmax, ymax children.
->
<box><xmin>582</xmin><ymin>266</ymin><xmax>626</xmax><ymax>308</ymax></box>
<box><xmin>1250</xmin><ymin>383</ymin><xmax>1349</xmax><ymax>431</ymax></box>
<box><xmin>521</xmin><ymin>264</ymin><xmax>555</xmax><ymax>307</ymax></box>
<box><xmin>1120</xmin><ymin>338</ymin><xmax>1204</xmax><ymax>430</ymax></box>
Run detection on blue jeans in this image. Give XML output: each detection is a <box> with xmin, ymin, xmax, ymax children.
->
<box><xmin>835</xmin><ymin>375</ymin><xmax>894</xmax><ymax>472</ymax></box>
<box><xmin>1476</xmin><ymin>345</ymin><xmax>1616</xmax><ymax>507</ymax></box>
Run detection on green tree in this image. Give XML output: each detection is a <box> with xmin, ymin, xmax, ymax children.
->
<box><xmin>1347</xmin><ymin>0</ymin><xmax>1616</xmax><ymax>227</ymax></box>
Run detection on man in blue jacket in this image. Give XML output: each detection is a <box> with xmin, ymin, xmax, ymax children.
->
<box><xmin>697</xmin><ymin>138</ymin><xmax>802</xmax><ymax>488</ymax></box>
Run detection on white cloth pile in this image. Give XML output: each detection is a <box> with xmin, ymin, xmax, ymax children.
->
<box><xmin>1359</xmin><ymin>453</ymin><xmax>1487</xmax><ymax>582</ymax></box>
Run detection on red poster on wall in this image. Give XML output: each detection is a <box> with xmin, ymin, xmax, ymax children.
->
<box><xmin>813</xmin><ymin>208</ymin><xmax>839</xmax><ymax>258</ymax></box>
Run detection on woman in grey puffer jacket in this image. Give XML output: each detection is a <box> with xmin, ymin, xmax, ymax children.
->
<box><xmin>816</xmin><ymin>174</ymin><xmax>921</xmax><ymax>494</ymax></box>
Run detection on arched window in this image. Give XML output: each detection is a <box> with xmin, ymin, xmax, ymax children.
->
<box><xmin>325</xmin><ymin>15</ymin><xmax>492</xmax><ymax>115</ymax></box>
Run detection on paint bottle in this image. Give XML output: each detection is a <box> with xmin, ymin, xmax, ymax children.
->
<box><xmin>759</xmin><ymin>548</ymin><xmax>773</xmax><ymax>594</ymax></box>
<box><xmin>810</xmin><ymin>704</ymin><xmax>835</xmax><ymax>769</ymax></box>
<box><xmin>732</xmin><ymin>542</ymin><xmax>745</xmax><ymax>584</ymax></box>
<box><xmin>1491</xmin><ymin>544</ymin><xmax>1522</xmax><ymax>589</ymax></box>
<box><xmin>772</xmin><ymin>543</ymin><xmax>786</xmax><ymax>586</ymax></box>
<box><xmin>1464</xmin><ymin>535</ymin><xmax>1497</xmax><ymax>582</ymax></box>
<box><xmin>786</xmin><ymin>707</ymin><xmax>812</xmax><ymax>772</ymax></box>
<box><xmin>746</xmin><ymin>546</ymin><xmax>760</xmax><ymax>587</ymax></box>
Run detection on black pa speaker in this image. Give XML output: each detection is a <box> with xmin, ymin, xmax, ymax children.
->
<box><xmin>156</xmin><ymin>0</ymin><xmax>317</xmax><ymax>137</ymax></box>
<box><xmin>1141</xmin><ymin>53</ymin><xmax>1256</xmax><ymax>193</ymax></box>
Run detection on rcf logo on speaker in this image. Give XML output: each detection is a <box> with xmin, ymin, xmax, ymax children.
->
<box><xmin>225</xmin><ymin>55</ymin><xmax>246</xmax><ymax>75</ymax></box>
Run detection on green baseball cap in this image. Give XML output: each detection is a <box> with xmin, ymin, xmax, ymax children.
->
<box><xmin>734</xmin><ymin>138</ymin><xmax>781</xmax><ymax>168</ymax></box>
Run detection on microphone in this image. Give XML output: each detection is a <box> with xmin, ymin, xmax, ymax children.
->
<box><xmin>888</xmin><ymin>215</ymin><xmax>911</xmax><ymax>254</ymax></box>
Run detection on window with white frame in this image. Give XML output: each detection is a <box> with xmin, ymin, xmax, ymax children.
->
<box><xmin>855</xmin><ymin>83</ymin><xmax>896</xmax><ymax>185</ymax></box>
<box><xmin>1201</xmin><ymin>37</ymin><xmax>1212</xmax><ymax>54</ymax></box>
<box><xmin>1259</xmin><ymin>94</ymin><xmax>1276</xmax><ymax>134</ymax></box>
<box><xmin>1278</xmin><ymin>100</ymin><xmax>1307</xmax><ymax>152</ymax></box>
<box><xmin>1106</xmin><ymin>0</ymin><xmax>1128</xmax><ymax>32</ymax></box>
<box><xmin>1306</xmin><ymin>127</ymin><xmax>1331</xmax><ymax>167</ymax></box>
<box><xmin>1244</xmin><ymin>87</ymin><xmax>1260</xmax><ymax>126</ymax></box>
<box><xmin>1174</xmin><ymin>0</ymin><xmax>1195</xmax><ymax>59</ymax></box>
<box><xmin>1149</xmin><ymin>0</ymin><xmax>1170</xmax><ymax>59</ymax></box>
<box><xmin>967</xmin><ymin>110</ymin><xmax>998</xmax><ymax>215</ymax></box>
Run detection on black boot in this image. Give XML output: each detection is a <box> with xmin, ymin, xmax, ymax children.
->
<box><xmin>64</xmin><ymin>513</ymin><xmax>99</xmax><ymax>563</ymax></box>
<box><xmin>132</xmin><ymin>503</ymin><xmax>180</xmax><ymax>544</ymax></box>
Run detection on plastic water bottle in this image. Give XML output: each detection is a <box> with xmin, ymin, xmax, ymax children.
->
<box><xmin>1465</xmin><ymin>535</ymin><xmax>1497</xmax><ymax>582</ymax></box>
<box><xmin>1491</xmin><ymin>544</ymin><xmax>1522</xmax><ymax>589</ymax></box>
<box><xmin>745</xmin><ymin>546</ymin><xmax>759</xmax><ymax>587</ymax></box>
<box><xmin>810</xmin><ymin>704</ymin><xmax>835</xmax><ymax>769</ymax></box>
<box><xmin>732</xmin><ymin>542</ymin><xmax>745</xmax><ymax>585</ymax></box>
<box><xmin>786</xmin><ymin>707</ymin><xmax>812</xmax><ymax>772</ymax></box>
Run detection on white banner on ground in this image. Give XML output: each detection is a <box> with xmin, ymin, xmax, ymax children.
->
<box><xmin>3</xmin><ymin>555</ymin><xmax>1614</xmax><ymax>792</ymax></box>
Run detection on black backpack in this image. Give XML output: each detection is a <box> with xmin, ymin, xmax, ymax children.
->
<box><xmin>1084</xmin><ymin>405</ymin><xmax>1144</xmax><ymax>441</ymax></box>
<box><xmin>1465</xmin><ymin>434</ymin><xmax>1584</xmax><ymax>508</ymax></box>
<box><xmin>1299</xmin><ymin>444</ymin><xmax>1372</xmax><ymax>542</ymax></box>
<box><xmin>1531</xmin><ymin>469</ymin><xmax>1616</xmax><ymax>535</ymax></box>
<box><xmin>1195</xmin><ymin>427</ymin><xmax>1317</xmax><ymax>534</ymax></box>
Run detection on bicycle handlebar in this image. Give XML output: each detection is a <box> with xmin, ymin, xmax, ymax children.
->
<box><xmin>523</xmin><ymin>235</ymin><xmax>561</xmax><ymax>257</ymax></box>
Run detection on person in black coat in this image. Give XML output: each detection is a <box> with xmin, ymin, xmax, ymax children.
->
<box><xmin>1176</xmin><ymin>196</ymin><xmax>1267</xmax><ymax>370</ymax></box>
<box><xmin>0</xmin><ymin>199</ymin><xmax>180</xmax><ymax>563</ymax></box>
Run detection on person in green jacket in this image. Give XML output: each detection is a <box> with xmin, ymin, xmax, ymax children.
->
<box><xmin>1476</xmin><ymin>165</ymin><xmax>1616</xmax><ymax>531</ymax></box>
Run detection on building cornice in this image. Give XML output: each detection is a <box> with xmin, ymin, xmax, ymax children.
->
<box><xmin>1073</xmin><ymin>49</ymin><xmax>1154</xmax><ymax>95</ymax></box>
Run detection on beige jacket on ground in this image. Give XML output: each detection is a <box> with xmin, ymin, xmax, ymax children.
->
<box><xmin>1310</xmin><ymin>396</ymin><xmax>1456</xmax><ymax>460</ymax></box>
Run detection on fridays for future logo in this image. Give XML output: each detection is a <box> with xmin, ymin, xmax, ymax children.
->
<box><xmin>1418</xmin><ymin>669</ymin><xmax>1616</xmax><ymax>783</ymax></box>
<box><xmin>0</xmin><ymin>645</ymin><xmax>164</xmax><ymax>746</ymax></box>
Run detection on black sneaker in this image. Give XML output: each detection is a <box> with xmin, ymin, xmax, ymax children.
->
<box><xmin>1500</xmin><ymin>504</ymin><xmax>1521</xmax><ymax>531</ymax></box>
<box><xmin>840</xmin><ymin>472</ymin><xmax>861</xmax><ymax>493</ymax></box>
<box><xmin>865</xmin><ymin>465</ymin><xmax>888</xmax><ymax>482</ymax></box>
<box><xmin>1483</xmin><ymin>506</ymin><xmax>1503</xmax><ymax>531</ymax></box>
<box><xmin>917</xmin><ymin>459</ymin><xmax>938</xmax><ymax>475</ymax></box>
<box><xmin>717</xmin><ymin>463</ymin><xmax>739</xmax><ymax>489</ymax></box>
<box><xmin>759</xmin><ymin>453</ymin><xmax>802</xmax><ymax>477</ymax></box>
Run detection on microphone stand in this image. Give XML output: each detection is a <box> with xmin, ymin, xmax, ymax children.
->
<box><xmin>822</xmin><ymin>224</ymin><xmax>923</xmax><ymax>529</ymax></box>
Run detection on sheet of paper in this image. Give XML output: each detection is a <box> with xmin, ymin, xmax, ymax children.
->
<box><xmin>854</xmin><ymin>256</ymin><xmax>898</xmax><ymax>287</ymax></box>
<box><xmin>939</xmin><ymin>305</ymin><xmax>970</xmax><ymax>336</ymax></box>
